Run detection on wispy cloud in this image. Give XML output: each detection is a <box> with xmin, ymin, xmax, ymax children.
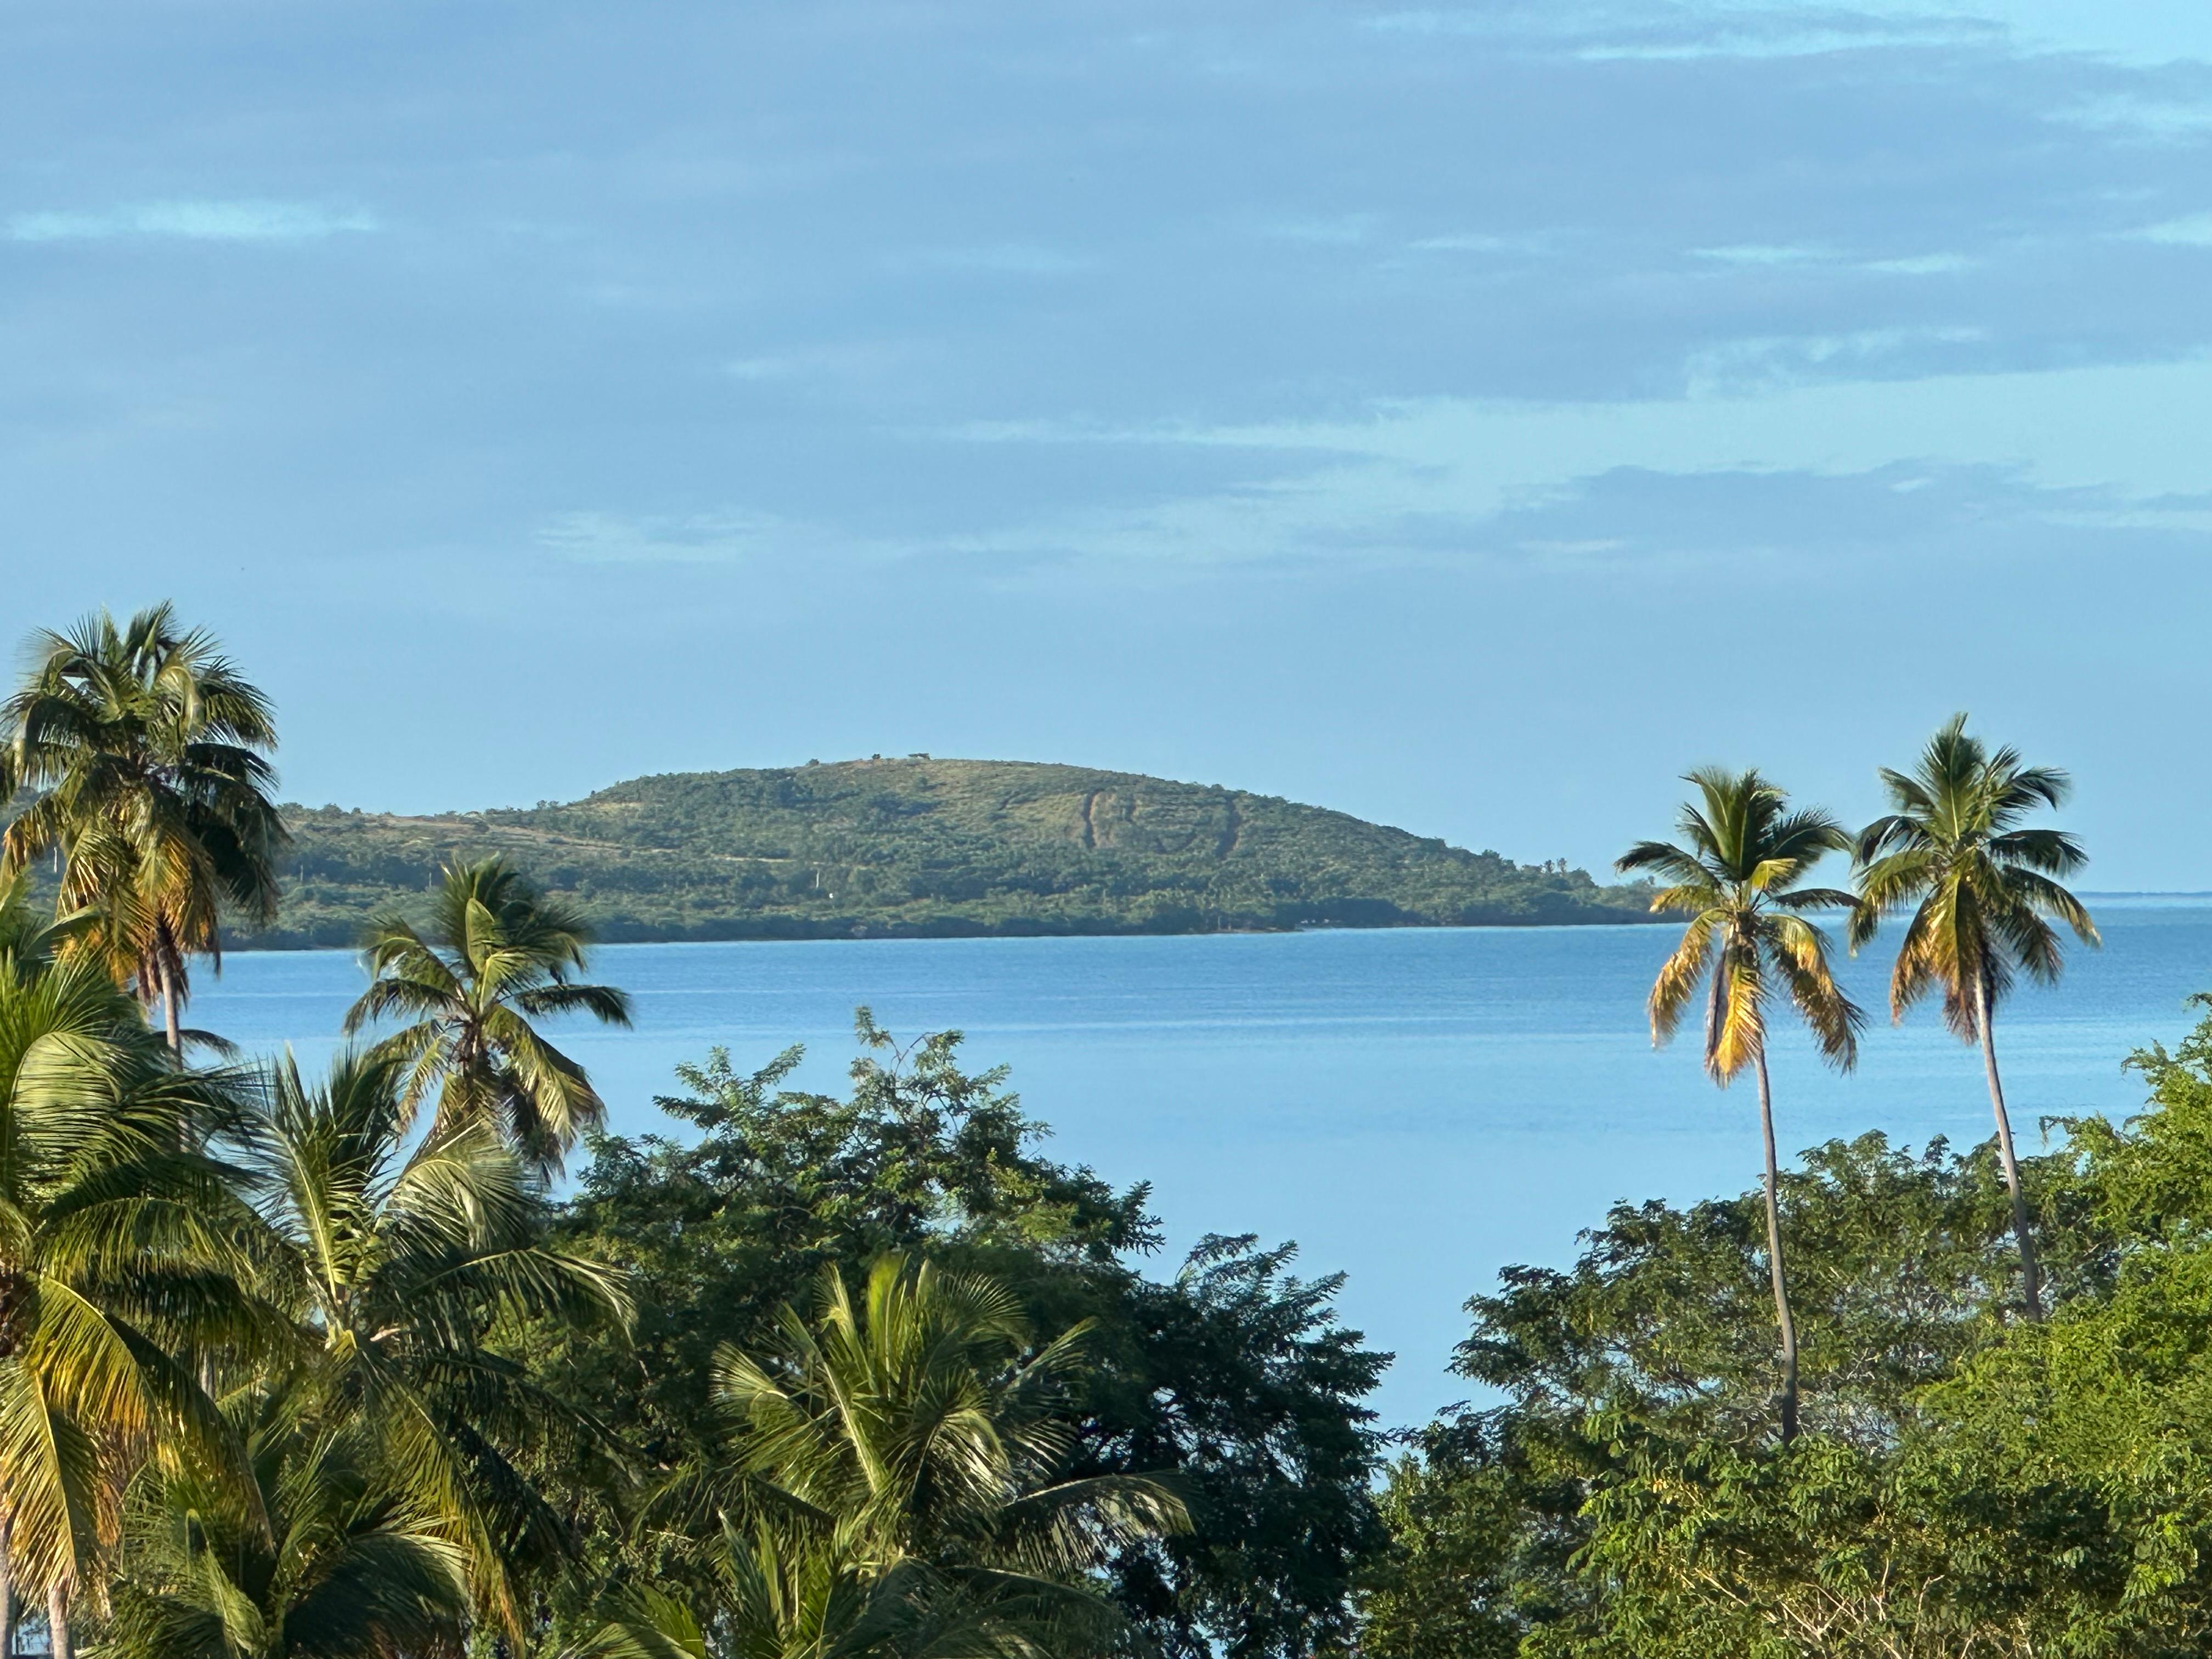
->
<box><xmin>537</xmin><ymin>509</ymin><xmax>808</xmax><ymax>565</ymax></box>
<box><xmin>1363</xmin><ymin>6</ymin><xmax>1997</xmax><ymax>61</ymax></box>
<box><xmin>1692</xmin><ymin>242</ymin><xmax>1835</xmax><ymax>264</ymax></box>
<box><xmin>2135</xmin><ymin>213</ymin><xmax>2212</xmax><ymax>246</ymax></box>
<box><xmin>8</xmin><ymin>199</ymin><xmax>379</xmax><ymax>244</ymax></box>
<box><xmin>1865</xmin><ymin>252</ymin><xmax>1973</xmax><ymax>274</ymax></box>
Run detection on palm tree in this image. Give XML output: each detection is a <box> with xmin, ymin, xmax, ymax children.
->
<box><xmin>0</xmin><ymin>941</ymin><xmax>260</xmax><ymax>1654</ymax></box>
<box><xmin>1850</xmin><ymin>715</ymin><xmax>2097</xmax><ymax>1322</ymax></box>
<box><xmin>101</xmin><ymin>1375</ymin><xmax>474</xmax><ymax>1659</ymax></box>
<box><xmin>343</xmin><ymin>858</ymin><xmax>632</xmax><ymax>1172</ymax></box>
<box><xmin>1617</xmin><ymin>768</ymin><xmax>1863</xmax><ymax>1444</ymax></box>
<box><xmin>718</xmin><ymin>1257</ymin><xmax>1185</xmax><ymax>1645</ymax></box>
<box><xmin>241</xmin><ymin>1047</ymin><xmax>630</xmax><ymax>1639</ymax></box>
<box><xmin>590</xmin><ymin>1256</ymin><xmax>1186</xmax><ymax>1659</ymax></box>
<box><xmin>0</xmin><ymin>602</ymin><xmax>288</xmax><ymax>1052</ymax></box>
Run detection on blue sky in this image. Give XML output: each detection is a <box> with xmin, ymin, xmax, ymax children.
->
<box><xmin>5</xmin><ymin>0</ymin><xmax>2210</xmax><ymax>885</ymax></box>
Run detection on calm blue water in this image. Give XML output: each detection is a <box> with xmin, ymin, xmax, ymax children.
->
<box><xmin>192</xmin><ymin>900</ymin><xmax>2212</xmax><ymax>1424</ymax></box>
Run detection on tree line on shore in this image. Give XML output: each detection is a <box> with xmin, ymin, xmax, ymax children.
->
<box><xmin>3</xmin><ymin>600</ymin><xmax>2209</xmax><ymax>1659</ymax></box>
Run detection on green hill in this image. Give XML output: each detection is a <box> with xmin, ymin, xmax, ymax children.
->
<box><xmin>258</xmin><ymin>758</ymin><xmax>1658</xmax><ymax>947</ymax></box>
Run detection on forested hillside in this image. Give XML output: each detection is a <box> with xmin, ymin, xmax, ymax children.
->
<box><xmin>264</xmin><ymin>757</ymin><xmax>1654</xmax><ymax>945</ymax></box>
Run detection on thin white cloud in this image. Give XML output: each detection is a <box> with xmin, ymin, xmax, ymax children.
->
<box><xmin>8</xmin><ymin>199</ymin><xmax>379</xmax><ymax>244</ymax></box>
<box><xmin>1865</xmin><ymin>252</ymin><xmax>1973</xmax><ymax>274</ymax></box>
<box><xmin>1407</xmin><ymin>231</ymin><xmax>1551</xmax><ymax>254</ymax></box>
<box><xmin>2136</xmin><ymin>213</ymin><xmax>2212</xmax><ymax>246</ymax></box>
<box><xmin>1363</xmin><ymin>6</ymin><xmax>1996</xmax><ymax>61</ymax></box>
<box><xmin>537</xmin><ymin>509</ymin><xmax>803</xmax><ymax>565</ymax></box>
<box><xmin>1692</xmin><ymin>242</ymin><xmax>1834</xmax><ymax>264</ymax></box>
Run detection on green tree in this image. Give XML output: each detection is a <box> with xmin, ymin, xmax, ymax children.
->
<box><xmin>1850</xmin><ymin>713</ymin><xmax>2097</xmax><ymax>1320</ymax></box>
<box><xmin>343</xmin><ymin>857</ymin><xmax>633</xmax><ymax>1171</ymax></box>
<box><xmin>0</xmin><ymin>602</ymin><xmax>287</xmax><ymax>1052</ymax></box>
<box><xmin>592</xmin><ymin>1256</ymin><xmax>1188</xmax><ymax>1659</ymax></box>
<box><xmin>0</xmin><ymin>941</ymin><xmax>256</xmax><ymax>1654</ymax></box>
<box><xmin>551</xmin><ymin>1017</ymin><xmax>1386</xmax><ymax>1659</ymax></box>
<box><xmin>241</xmin><ymin>1047</ymin><xmax>630</xmax><ymax>1639</ymax></box>
<box><xmin>1357</xmin><ymin>1132</ymin><xmax>2080</xmax><ymax>1659</ymax></box>
<box><xmin>1617</xmin><ymin>768</ymin><xmax>1862</xmax><ymax>1443</ymax></box>
<box><xmin>99</xmin><ymin>1376</ymin><xmax>474</xmax><ymax>1659</ymax></box>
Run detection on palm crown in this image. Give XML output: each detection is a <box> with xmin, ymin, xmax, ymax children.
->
<box><xmin>343</xmin><ymin>857</ymin><xmax>633</xmax><ymax>1170</ymax></box>
<box><xmin>1618</xmin><ymin>766</ymin><xmax>1863</xmax><ymax>1080</ymax></box>
<box><xmin>1849</xmin><ymin>712</ymin><xmax>2098</xmax><ymax>1032</ymax></box>
<box><xmin>244</xmin><ymin>1047</ymin><xmax>630</xmax><ymax>1635</ymax></box>
<box><xmin>0</xmin><ymin>603</ymin><xmax>287</xmax><ymax>1046</ymax></box>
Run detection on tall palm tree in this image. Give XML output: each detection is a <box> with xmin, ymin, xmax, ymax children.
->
<box><xmin>343</xmin><ymin>859</ymin><xmax>631</xmax><ymax>1172</ymax></box>
<box><xmin>0</xmin><ymin>941</ymin><xmax>261</xmax><ymax>1654</ymax></box>
<box><xmin>241</xmin><ymin>1047</ymin><xmax>630</xmax><ymax>1639</ymax></box>
<box><xmin>1850</xmin><ymin>714</ymin><xmax>2097</xmax><ymax>1322</ymax></box>
<box><xmin>0</xmin><ymin>602</ymin><xmax>288</xmax><ymax>1052</ymax></box>
<box><xmin>101</xmin><ymin>1375</ymin><xmax>474</xmax><ymax>1659</ymax></box>
<box><xmin>1617</xmin><ymin>768</ymin><xmax>1863</xmax><ymax>1444</ymax></box>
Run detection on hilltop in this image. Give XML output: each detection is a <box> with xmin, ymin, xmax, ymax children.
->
<box><xmin>259</xmin><ymin>758</ymin><xmax>1657</xmax><ymax>946</ymax></box>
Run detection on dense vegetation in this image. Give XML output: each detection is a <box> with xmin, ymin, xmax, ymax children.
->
<box><xmin>8</xmin><ymin>601</ymin><xmax>2212</xmax><ymax>1659</ymax></box>
<box><xmin>265</xmin><ymin>758</ymin><xmax>1655</xmax><ymax>945</ymax></box>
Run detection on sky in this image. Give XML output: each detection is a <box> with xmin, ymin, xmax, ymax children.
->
<box><xmin>5</xmin><ymin>0</ymin><xmax>2211</xmax><ymax>885</ymax></box>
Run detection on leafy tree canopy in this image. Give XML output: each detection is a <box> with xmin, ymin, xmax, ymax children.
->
<box><xmin>547</xmin><ymin>1012</ymin><xmax>1390</xmax><ymax>1659</ymax></box>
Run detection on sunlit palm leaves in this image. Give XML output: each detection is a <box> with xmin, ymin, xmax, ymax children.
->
<box><xmin>1850</xmin><ymin>713</ymin><xmax>2097</xmax><ymax>1321</ymax></box>
<box><xmin>1618</xmin><ymin>767</ymin><xmax>1862</xmax><ymax>1082</ymax></box>
<box><xmin>0</xmin><ymin>946</ymin><xmax>261</xmax><ymax>1630</ymax></box>
<box><xmin>343</xmin><ymin>859</ymin><xmax>631</xmax><ymax>1172</ymax></box>
<box><xmin>237</xmin><ymin>1048</ymin><xmax>630</xmax><ymax>1638</ymax></box>
<box><xmin>0</xmin><ymin>603</ymin><xmax>287</xmax><ymax>1050</ymax></box>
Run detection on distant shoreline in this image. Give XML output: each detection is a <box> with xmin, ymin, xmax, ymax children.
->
<box><xmin>229</xmin><ymin>911</ymin><xmax>1674</xmax><ymax>955</ymax></box>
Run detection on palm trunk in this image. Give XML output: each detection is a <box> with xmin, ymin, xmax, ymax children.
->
<box><xmin>1753</xmin><ymin>1050</ymin><xmax>1800</xmax><ymax>1444</ymax></box>
<box><xmin>43</xmin><ymin>1585</ymin><xmax>66</xmax><ymax>1659</ymax></box>
<box><xmin>0</xmin><ymin>1516</ymin><xmax>13</xmax><ymax>1659</ymax></box>
<box><xmin>1976</xmin><ymin>970</ymin><xmax>2044</xmax><ymax>1321</ymax></box>
<box><xmin>160</xmin><ymin>955</ymin><xmax>182</xmax><ymax>1055</ymax></box>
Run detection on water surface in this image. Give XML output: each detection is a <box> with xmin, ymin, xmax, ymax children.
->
<box><xmin>194</xmin><ymin>900</ymin><xmax>2212</xmax><ymax>1424</ymax></box>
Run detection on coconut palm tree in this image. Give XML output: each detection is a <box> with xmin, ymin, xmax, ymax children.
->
<box><xmin>1850</xmin><ymin>714</ymin><xmax>2097</xmax><ymax>1322</ymax></box>
<box><xmin>100</xmin><ymin>1375</ymin><xmax>474</xmax><ymax>1659</ymax></box>
<box><xmin>0</xmin><ymin>941</ymin><xmax>261</xmax><ymax>1655</ymax></box>
<box><xmin>1617</xmin><ymin>768</ymin><xmax>1863</xmax><ymax>1444</ymax></box>
<box><xmin>719</xmin><ymin>1257</ymin><xmax>1185</xmax><ymax>1645</ymax></box>
<box><xmin>585</xmin><ymin>1256</ymin><xmax>1187</xmax><ymax>1659</ymax></box>
<box><xmin>0</xmin><ymin>603</ymin><xmax>288</xmax><ymax>1052</ymax></box>
<box><xmin>242</xmin><ymin>1047</ymin><xmax>630</xmax><ymax>1639</ymax></box>
<box><xmin>343</xmin><ymin>859</ymin><xmax>631</xmax><ymax>1172</ymax></box>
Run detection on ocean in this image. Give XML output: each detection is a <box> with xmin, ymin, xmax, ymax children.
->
<box><xmin>191</xmin><ymin>897</ymin><xmax>2212</xmax><ymax>1425</ymax></box>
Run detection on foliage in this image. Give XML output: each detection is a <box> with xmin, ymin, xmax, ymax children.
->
<box><xmin>0</xmin><ymin>943</ymin><xmax>254</xmax><ymax>1611</ymax></box>
<box><xmin>345</xmin><ymin>857</ymin><xmax>634</xmax><ymax>1171</ymax></box>
<box><xmin>549</xmin><ymin>1017</ymin><xmax>1389</xmax><ymax>1659</ymax></box>
<box><xmin>1616</xmin><ymin>766</ymin><xmax>1863</xmax><ymax>1445</ymax></box>
<box><xmin>1851</xmin><ymin>712</ymin><xmax>2099</xmax><ymax>1322</ymax></box>
<box><xmin>100</xmin><ymin>1377</ymin><xmax>475</xmax><ymax>1659</ymax></box>
<box><xmin>1358</xmin><ymin>1001</ymin><xmax>2212</xmax><ymax>1659</ymax></box>
<box><xmin>259</xmin><ymin>759</ymin><xmax>1657</xmax><ymax>946</ymax></box>
<box><xmin>0</xmin><ymin>602</ymin><xmax>287</xmax><ymax>1045</ymax></box>
<box><xmin>587</xmin><ymin>1256</ymin><xmax>1189</xmax><ymax>1659</ymax></box>
<box><xmin>235</xmin><ymin>1047</ymin><xmax>630</xmax><ymax>1639</ymax></box>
